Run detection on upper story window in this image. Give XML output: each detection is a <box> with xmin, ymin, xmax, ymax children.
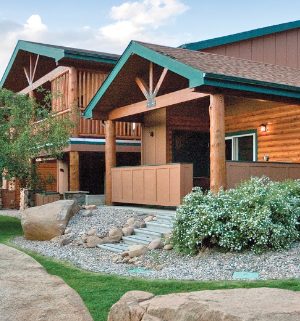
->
<box><xmin>225</xmin><ymin>130</ymin><xmax>257</xmax><ymax>161</ymax></box>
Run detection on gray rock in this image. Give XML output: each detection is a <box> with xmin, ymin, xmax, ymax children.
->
<box><xmin>87</xmin><ymin>228</ymin><xmax>97</xmax><ymax>236</ymax></box>
<box><xmin>21</xmin><ymin>200</ymin><xmax>79</xmax><ymax>241</ymax></box>
<box><xmin>109</xmin><ymin>227</ymin><xmax>123</xmax><ymax>242</ymax></box>
<box><xmin>128</xmin><ymin>245</ymin><xmax>148</xmax><ymax>258</ymax></box>
<box><xmin>163</xmin><ymin>244</ymin><xmax>173</xmax><ymax>250</ymax></box>
<box><xmin>82</xmin><ymin>210</ymin><xmax>92</xmax><ymax>217</ymax></box>
<box><xmin>86</xmin><ymin>235</ymin><xmax>102</xmax><ymax>248</ymax></box>
<box><xmin>148</xmin><ymin>238</ymin><xmax>163</xmax><ymax>250</ymax></box>
<box><xmin>122</xmin><ymin>226</ymin><xmax>134</xmax><ymax>236</ymax></box>
<box><xmin>0</xmin><ymin>244</ymin><xmax>92</xmax><ymax>321</ymax></box>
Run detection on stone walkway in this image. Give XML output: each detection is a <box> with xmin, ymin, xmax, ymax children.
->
<box><xmin>0</xmin><ymin>244</ymin><xmax>93</xmax><ymax>321</ymax></box>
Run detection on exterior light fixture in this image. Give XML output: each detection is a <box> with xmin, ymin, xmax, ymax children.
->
<box><xmin>260</xmin><ymin>124</ymin><xmax>268</xmax><ymax>132</ymax></box>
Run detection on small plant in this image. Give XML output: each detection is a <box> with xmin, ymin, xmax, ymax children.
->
<box><xmin>172</xmin><ymin>177</ymin><xmax>300</xmax><ymax>254</ymax></box>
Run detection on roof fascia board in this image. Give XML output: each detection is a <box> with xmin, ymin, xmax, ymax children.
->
<box><xmin>203</xmin><ymin>73</ymin><xmax>300</xmax><ymax>100</ymax></box>
<box><xmin>84</xmin><ymin>41</ymin><xmax>204</xmax><ymax>118</ymax></box>
<box><xmin>64</xmin><ymin>52</ymin><xmax>118</xmax><ymax>65</ymax></box>
<box><xmin>181</xmin><ymin>20</ymin><xmax>300</xmax><ymax>50</ymax></box>
<box><xmin>0</xmin><ymin>40</ymin><xmax>64</xmax><ymax>88</ymax></box>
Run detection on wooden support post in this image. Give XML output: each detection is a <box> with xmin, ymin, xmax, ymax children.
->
<box><xmin>105</xmin><ymin>120</ymin><xmax>116</xmax><ymax>205</ymax></box>
<box><xmin>69</xmin><ymin>67</ymin><xmax>79</xmax><ymax>137</ymax></box>
<box><xmin>69</xmin><ymin>151</ymin><xmax>80</xmax><ymax>191</ymax></box>
<box><xmin>209</xmin><ymin>94</ymin><xmax>226</xmax><ymax>193</ymax></box>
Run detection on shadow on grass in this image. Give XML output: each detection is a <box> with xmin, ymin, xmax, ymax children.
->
<box><xmin>1</xmin><ymin>215</ymin><xmax>300</xmax><ymax>321</ymax></box>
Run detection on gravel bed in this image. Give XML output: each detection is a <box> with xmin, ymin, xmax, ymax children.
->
<box><xmin>68</xmin><ymin>206</ymin><xmax>146</xmax><ymax>238</ymax></box>
<box><xmin>11</xmin><ymin>206</ymin><xmax>300</xmax><ymax>281</ymax></box>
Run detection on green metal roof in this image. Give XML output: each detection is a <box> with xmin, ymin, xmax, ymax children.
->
<box><xmin>0</xmin><ymin>40</ymin><xmax>120</xmax><ymax>88</ymax></box>
<box><xmin>84</xmin><ymin>40</ymin><xmax>300</xmax><ymax>119</ymax></box>
<box><xmin>181</xmin><ymin>20</ymin><xmax>300</xmax><ymax>50</ymax></box>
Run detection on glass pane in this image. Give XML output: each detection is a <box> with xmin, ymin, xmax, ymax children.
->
<box><xmin>238</xmin><ymin>136</ymin><xmax>253</xmax><ymax>161</ymax></box>
<box><xmin>225</xmin><ymin>139</ymin><xmax>232</xmax><ymax>160</ymax></box>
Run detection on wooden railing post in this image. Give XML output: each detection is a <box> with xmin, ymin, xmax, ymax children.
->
<box><xmin>105</xmin><ymin>120</ymin><xmax>116</xmax><ymax>205</ymax></box>
<box><xmin>69</xmin><ymin>151</ymin><xmax>80</xmax><ymax>191</ymax></box>
<box><xmin>69</xmin><ymin>67</ymin><xmax>79</xmax><ymax>137</ymax></box>
<box><xmin>209</xmin><ymin>94</ymin><xmax>226</xmax><ymax>193</ymax></box>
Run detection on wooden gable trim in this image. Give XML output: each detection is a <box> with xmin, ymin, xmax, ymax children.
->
<box><xmin>19</xmin><ymin>66</ymin><xmax>70</xmax><ymax>94</ymax></box>
<box><xmin>108</xmin><ymin>88</ymin><xmax>209</xmax><ymax>120</ymax></box>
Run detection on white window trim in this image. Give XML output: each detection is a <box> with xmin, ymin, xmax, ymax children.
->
<box><xmin>225</xmin><ymin>132</ymin><xmax>257</xmax><ymax>161</ymax></box>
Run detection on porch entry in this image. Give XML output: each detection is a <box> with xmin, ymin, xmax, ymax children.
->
<box><xmin>172</xmin><ymin>130</ymin><xmax>210</xmax><ymax>190</ymax></box>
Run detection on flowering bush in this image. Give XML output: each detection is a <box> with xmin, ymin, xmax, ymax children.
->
<box><xmin>172</xmin><ymin>177</ymin><xmax>300</xmax><ymax>254</ymax></box>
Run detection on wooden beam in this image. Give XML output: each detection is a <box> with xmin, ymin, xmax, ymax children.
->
<box><xmin>153</xmin><ymin>68</ymin><xmax>168</xmax><ymax>97</ymax></box>
<box><xmin>105</xmin><ymin>120</ymin><xmax>116</xmax><ymax>205</ymax></box>
<box><xmin>69</xmin><ymin>151</ymin><xmax>80</xmax><ymax>191</ymax></box>
<box><xmin>19</xmin><ymin>66</ymin><xmax>69</xmax><ymax>94</ymax></box>
<box><xmin>149</xmin><ymin>62</ymin><xmax>153</xmax><ymax>94</ymax></box>
<box><xmin>135</xmin><ymin>77</ymin><xmax>149</xmax><ymax>100</ymax></box>
<box><xmin>69</xmin><ymin>67</ymin><xmax>79</xmax><ymax>137</ymax></box>
<box><xmin>209</xmin><ymin>94</ymin><xmax>226</xmax><ymax>193</ymax></box>
<box><xmin>108</xmin><ymin>88</ymin><xmax>209</xmax><ymax>120</ymax></box>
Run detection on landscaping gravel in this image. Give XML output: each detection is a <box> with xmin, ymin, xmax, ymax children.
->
<box><xmin>12</xmin><ymin>206</ymin><xmax>300</xmax><ymax>281</ymax></box>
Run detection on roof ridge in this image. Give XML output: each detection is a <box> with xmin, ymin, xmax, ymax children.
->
<box><xmin>181</xmin><ymin>19</ymin><xmax>300</xmax><ymax>51</ymax></box>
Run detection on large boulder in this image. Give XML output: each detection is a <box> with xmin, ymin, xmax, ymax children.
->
<box><xmin>0</xmin><ymin>244</ymin><xmax>92</xmax><ymax>321</ymax></box>
<box><xmin>21</xmin><ymin>200</ymin><xmax>79</xmax><ymax>241</ymax></box>
<box><xmin>108</xmin><ymin>288</ymin><xmax>300</xmax><ymax>321</ymax></box>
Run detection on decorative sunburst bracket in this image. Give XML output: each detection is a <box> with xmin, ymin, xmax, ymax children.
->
<box><xmin>23</xmin><ymin>54</ymin><xmax>40</xmax><ymax>88</ymax></box>
<box><xmin>135</xmin><ymin>62</ymin><xmax>168</xmax><ymax>108</ymax></box>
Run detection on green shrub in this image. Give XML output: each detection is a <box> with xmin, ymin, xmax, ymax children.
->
<box><xmin>172</xmin><ymin>177</ymin><xmax>300</xmax><ymax>254</ymax></box>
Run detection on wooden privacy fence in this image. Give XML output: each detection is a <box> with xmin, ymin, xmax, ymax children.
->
<box><xmin>226</xmin><ymin>161</ymin><xmax>300</xmax><ymax>188</ymax></box>
<box><xmin>112</xmin><ymin>163</ymin><xmax>193</xmax><ymax>206</ymax></box>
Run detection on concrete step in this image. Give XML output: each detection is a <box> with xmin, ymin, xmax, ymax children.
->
<box><xmin>154</xmin><ymin>215</ymin><xmax>175</xmax><ymax>224</ymax></box>
<box><xmin>134</xmin><ymin>228</ymin><xmax>163</xmax><ymax>239</ymax></box>
<box><xmin>123</xmin><ymin>234</ymin><xmax>153</xmax><ymax>245</ymax></box>
<box><xmin>146</xmin><ymin>221</ymin><xmax>172</xmax><ymax>234</ymax></box>
<box><xmin>97</xmin><ymin>243</ymin><xmax>129</xmax><ymax>253</ymax></box>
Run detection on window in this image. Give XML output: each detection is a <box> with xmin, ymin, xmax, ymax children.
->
<box><xmin>225</xmin><ymin>131</ymin><xmax>257</xmax><ymax>161</ymax></box>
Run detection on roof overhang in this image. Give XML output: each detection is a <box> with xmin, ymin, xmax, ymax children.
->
<box><xmin>0</xmin><ymin>40</ymin><xmax>119</xmax><ymax>89</ymax></box>
<box><xmin>84</xmin><ymin>41</ymin><xmax>205</xmax><ymax>118</ymax></box>
<box><xmin>84</xmin><ymin>41</ymin><xmax>300</xmax><ymax>119</ymax></box>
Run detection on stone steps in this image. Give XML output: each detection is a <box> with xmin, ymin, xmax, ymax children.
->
<box><xmin>98</xmin><ymin>208</ymin><xmax>176</xmax><ymax>253</ymax></box>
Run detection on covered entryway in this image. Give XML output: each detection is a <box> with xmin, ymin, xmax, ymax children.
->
<box><xmin>83</xmin><ymin>41</ymin><xmax>300</xmax><ymax>206</ymax></box>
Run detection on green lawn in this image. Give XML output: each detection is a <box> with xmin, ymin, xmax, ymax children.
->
<box><xmin>1</xmin><ymin>215</ymin><xmax>300</xmax><ymax>321</ymax></box>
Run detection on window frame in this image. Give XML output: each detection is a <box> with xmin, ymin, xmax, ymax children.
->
<box><xmin>225</xmin><ymin>130</ymin><xmax>257</xmax><ymax>162</ymax></box>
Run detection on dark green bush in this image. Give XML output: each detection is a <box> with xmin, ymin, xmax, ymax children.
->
<box><xmin>172</xmin><ymin>177</ymin><xmax>300</xmax><ymax>254</ymax></box>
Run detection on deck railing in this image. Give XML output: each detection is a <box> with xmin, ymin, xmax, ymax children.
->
<box><xmin>46</xmin><ymin>69</ymin><xmax>142</xmax><ymax>139</ymax></box>
<box><xmin>226</xmin><ymin>161</ymin><xmax>300</xmax><ymax>188</ymax></box>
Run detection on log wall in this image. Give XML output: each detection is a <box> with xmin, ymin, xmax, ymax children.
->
<box><xmin>225</xmin><ymin>97</ymin><xmax>300</xmax><ymax>163</ymax></box>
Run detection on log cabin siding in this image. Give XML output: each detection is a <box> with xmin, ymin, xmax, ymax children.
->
<box><xmin>225</xmin><ymin>98</ymin><xmax>300</xmax><ymax>163</ymax></box>
<box><xmin>202</xmin><ymin>29</ymin><xmax>300</xmax><ymax>68</ymax></box>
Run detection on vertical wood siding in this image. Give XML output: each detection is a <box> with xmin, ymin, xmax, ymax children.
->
<box><xmin>203</xmin><ymin>29</ymin><xmax>300</xmax><ymax>68</ymax></box>
<box><xmin>51</xmin><ymin>71</ymin><xmax>69</xmax><ymax>112</ymax></box>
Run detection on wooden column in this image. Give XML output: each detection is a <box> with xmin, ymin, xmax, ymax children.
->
<box><xmin>69</xmin><ymin>151</ymin><xmax>80</xmax><ymax>191</ymax></box>
<box><xmin>209</xmin><ymin>94</ymin><xmax>226</xmax><ymax>193</ymax></box>
<box><xmin>69</xmin><ymin>67</ymin><xmax>79</xmax><ymax>137</ymax></box>
<box><xmin>105</xmin><ymin>120</ymin><xmax>116</xmax><ymax>205</ymax></box>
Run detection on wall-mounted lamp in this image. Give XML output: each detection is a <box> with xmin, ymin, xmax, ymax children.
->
<box><xmin>260</xmin><ymin>124</ymin><xmax>268</xmax><ymax>132</ymax></box>
<box><xmin>150</xmin><ymin>131</ymin><xmax>154</xmax><ymax>137</ymax></box>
